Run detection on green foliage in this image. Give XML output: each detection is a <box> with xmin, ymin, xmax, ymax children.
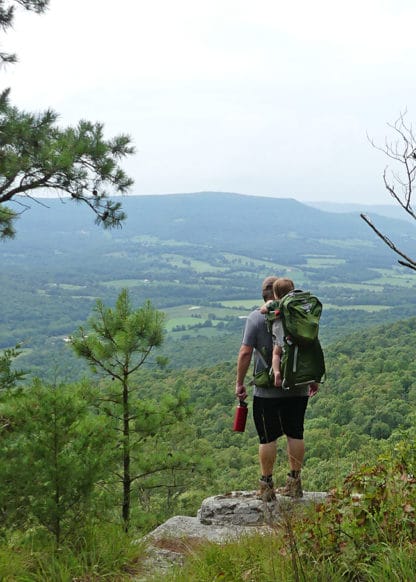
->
<box><xmin>70</xmin><ymin>289</ymin><xmax>205</xmax><ymax>530</ymax></box>
<box><xmin>71</xmin><ymin>290</ymin><xmax>165</xmax><ymax>378</ymax></box>
<box><xmin>0</xmin><ymin>522</ymin><xmax>145</xmax><ymax>581</ymax></box>
<box><xmin>0</xmin><ymin>89</ymin><xmax>135</xmax><ymax>237</ymax></box>
<box><xmin>0</xmin><ymin>343</ymin><xmax>26</xmax><ymax>389</ymax></box>
<box><xmin>0</xmin><ymin>380</ymin><xmax>113</xmax><ymax>543</ymax></box>
<box><xmin>294</xmin><ymin>435</ymin><xmax>416</xmax><ymax>578</ymax></box>
<box><xmin>151</xmin><ymin>437</ymin><xmax>416</xmax><ymax>582</ymax></box>
<box><xmin>1</xmin><ymin>193</ymin><xmax>416</xmax><ymax>375</ymax></box>
<box><xmin>0</xmin><ymin>312</ymin><xmax>415</xmax><ymax>578</ymax></box>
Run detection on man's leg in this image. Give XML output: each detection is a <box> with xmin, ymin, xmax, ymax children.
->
<box><xmin>259</xmin><ymin>440</ymin><xmax>277</xmax><ymax>476</ymax></box>
<box><xmin>257</xmin><ymin>440</ymin><xmax>277</xmax><ymax>501</ymax></box>
<box><xmin>286</xmin><ymin>437</ymin><xmax>305</xmax><ymax>472</ymax></box>
<box><xmin>276</xmin><ymin>398</ymin><xmax>308</xmax><ymax>498</ymax></box>
<box><xmin>253</xmin><ymin>397</ymin><xmax>281</xmax><ymax>501</ymax></box>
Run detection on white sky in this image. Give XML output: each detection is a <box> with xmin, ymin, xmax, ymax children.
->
<box><xmin>3</xmin><ymin>0</ymin><xmax>416</xmax><ymax>203</ymax></box>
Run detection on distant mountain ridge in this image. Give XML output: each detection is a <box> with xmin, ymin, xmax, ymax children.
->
<box><xmin>306</xmin><ymin>200</ymin><xmax>413</xmax><ymax>222</ymax></box>
<box><xmin>13</xmin><ymin>191</ymin><xmax>415</xmax><ymax>265</ymax></box>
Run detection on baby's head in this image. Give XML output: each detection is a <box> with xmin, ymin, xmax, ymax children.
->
<box><xmin>273</xmin><ymin>277</ymin><xmax>294</xmax><ymax>300</ymax></box>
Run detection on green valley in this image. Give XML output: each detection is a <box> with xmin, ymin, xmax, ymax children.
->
<box><xmin>0</xmin><ymin>192</ymin><xmax>415</xmax><ymax>580</ymax></box>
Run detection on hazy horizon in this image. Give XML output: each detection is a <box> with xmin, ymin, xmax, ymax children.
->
<box><xmin>4</xmin><ymin>1</ymin><xmax>416</xmax><ymax>207</ymax></box>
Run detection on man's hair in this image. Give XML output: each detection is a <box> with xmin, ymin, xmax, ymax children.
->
<box><xmin>262</xmin><ymin>276</ymin><xmax>278</xmax><ymax>301</ymax></box>
<box><xmin>273</xmin><ymin>277</ymin><xmax>295</xmax><ymax>299</ymax></box>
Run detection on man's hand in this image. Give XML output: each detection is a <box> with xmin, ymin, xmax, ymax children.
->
<box><xmin>236</xmin><ymin>344</ymin><xmax>252</xmax><ymax>401</ymax></box>
<box><xmin>235</xmin><ymin>382</ymin><xmax>248</xmax><ymax>400</ymax></box>
<box><xmin>309</xmin><ymin>382</ymin><xmax>319</xmax><ymax>397</ymax></box>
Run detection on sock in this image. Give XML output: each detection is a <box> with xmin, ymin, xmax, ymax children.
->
<box><xmin>261</xmin><ymin>474</ymin><xmax>273</xmax><ymax>483</ymax></box>
<box><xmin>289</xmin><ymin>470</ymin><xmax>300</xmax><ymax>479</ymax></box>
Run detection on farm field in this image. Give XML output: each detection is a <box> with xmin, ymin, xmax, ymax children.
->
<box><xmin>1</xmin><ymin>193</ymin><xmax>416</xmax><ymax>375</ymax></box>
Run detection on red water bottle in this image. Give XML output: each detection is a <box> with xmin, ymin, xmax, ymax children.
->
<box><xmin>233</xmin><ymin>400</ymin><xmax>248</xmax><ymax>432</ymax></box>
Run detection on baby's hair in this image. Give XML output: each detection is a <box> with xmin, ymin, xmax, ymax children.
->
<box><xmin>273</xmin><ymin>277</ymin><xmax>294</xmax><ymax>299</ymax></box>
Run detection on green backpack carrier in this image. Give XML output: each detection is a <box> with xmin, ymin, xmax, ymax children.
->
<box><xmin>278</xmin><ymin>290</ymin><xmax>326</xmax><ymax>389</ymax></box>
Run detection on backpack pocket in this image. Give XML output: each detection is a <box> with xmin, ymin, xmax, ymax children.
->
<box><xmin>252</xmin><ymin>368</ymin><xmax>274</xmax><ymax>388</ymax></box>
<box><xmin>281</xmin><ymin>339</ymin><xmax>325</xmax><ymax>389</ymax></box>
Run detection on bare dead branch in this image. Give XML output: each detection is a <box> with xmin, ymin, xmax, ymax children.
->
<box><xmin>363</xmin><ymin>113</ymin><xmax>416</xmax><ymax>271</ymax></box>
<box><xmin>360</xmin><ymin>213</ymin><xmax>416</xmax><ymax>271</ymax></box>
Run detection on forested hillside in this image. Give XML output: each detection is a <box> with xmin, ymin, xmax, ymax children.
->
<box><xmin>1</xmin><ymin>309</ymin><xmax>415</xmax><ymax>579</ymax></box>
<box><xmin>144</xmin><ymin>316</ymin><xmax>416</xmax><ymax>495</ymax></box>
<box><xmin>1</xmin><ymin>192</ymin><xmax>415</xmax><ymax>579</ymax></box>
<box><xmin>1</xmin><ymin>192</ymin><xmax>416</xmax><ymax>379</ymax></box>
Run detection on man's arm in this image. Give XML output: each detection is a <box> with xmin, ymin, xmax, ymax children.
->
<box><xmin>235</xmin><ymin>344</ymin><xmax>253</xmax><ymax>400</ymax></box>
<box><xmin>272</xmin><ymin>344</ymin><xmax>282</xmax><ymax>387</ymax></box>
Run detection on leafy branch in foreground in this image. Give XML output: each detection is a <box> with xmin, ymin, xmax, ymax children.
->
<box><xmin>0</xmin><ymin>89</ymin><xmax>135</xmax><ymax>238</ymax></box>
<box><xmin>362</xmin><ymin>112</ymin><xmax>416</xmax><ymax>271</ymax></box>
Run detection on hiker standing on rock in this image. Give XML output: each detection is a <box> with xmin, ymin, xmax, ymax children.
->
<box><xmin>235</xmin><ymin>276</ymin><xmax>319</xmax><ymax>502</ymax></box>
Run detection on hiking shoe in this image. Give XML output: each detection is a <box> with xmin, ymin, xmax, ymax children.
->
<box><xmin>276</xmin><ymin>474</ymin><xmax>303</xmax><ymax>498</ymax></box>
<box><xmin>256</xmin><ymin>479</ymin><xmax>276</xmax><ymax>502</ymax></box>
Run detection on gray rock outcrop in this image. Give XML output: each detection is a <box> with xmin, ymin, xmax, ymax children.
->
<box><xmin>136</xmin><ymin>489</ymin><xmax>328</xmax><ymax>580</ymax></box>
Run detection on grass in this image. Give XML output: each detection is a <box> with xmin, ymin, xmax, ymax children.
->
<box><xmin>165</xmin><ymin>317</ymin><xmax>205</xmax><ymax>331</ymax></box>
<box><xmin>163</xmin><ymin>304</ymin><xmax>249</xmax><ymax>332</ymax></box>
<box><xmin>148</xmin><ymin>441</ymin><xmax>416</xmax><ymax>581</ymax></box>
<box><xmin>0</xmin><ymin>426</ymin><xmax>413</xmax><ymax>582</ymax></box>
<box><xmin>222</xmin><ymin>253</ymin><xmax>289</xmax><ymax>270</ymax></box>
<box><xmin>304</xmin><ymin>257</ymin><xmax>346</xmax><ymax>267</ymax></box>
<box><xmin>324</xmin><ymin>282</ymin><xmax>383</xmax><ymax>291</ymax></box>
<box><xmin>164</xmin><ymin>305</ymin><xmax>244</xmax><ymax>318</ymax></box>
<box><xmin>324</xmin><ymin>304</ymin><xmax>390</xmax><ymax>312</ymax></box>
<box><xmin>169</xmin><ymin>327</ymin><xmax>224</xmax><ymax>339</ymax></box>
<box><xmin>318</xmin><ymin>238</ymin><xmax>376</xmax><ymax>248</ymax></box>
<box><xmin>365</xmin><ymin>275</ymin><xmax>416</xmax><ymax>287</ymax></box>
<box><xmin>147</xmin><ymin>528</ymin><xmax>416</xmax><ymax>582</ymax></box>
<box><xmin>149</xmin><ymin>532</ymin><xmax>294</xmax><ymax>582</ymax></box>
<box><xmin>0</xmin><ymin>523</ymin><xmax>146</xmax><ymax>582</ymax></box>
<box><xmin>50</xmin><ymin>284</ymin><xmax>87</xmax><ymax>291</ymax></box>
<box><xmin>101</xmin><ymin>279</ymin><xmax>147</xmax><ymax>288</ymax></box>
<box><xmin>220</xmin><ymin>299</ymin><xmax>260</xmax><ymax>309</ymax></box>
<box><xmin>161</xmin><ymin>253</ymin><xmax>225</xmax><ymax>273</ymax></box>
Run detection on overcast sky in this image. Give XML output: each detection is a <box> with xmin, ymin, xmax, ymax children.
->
<box><xmin>3</xmin><ymin>0</ymin><xmax>416</xmax><ymax>204</ymax></box>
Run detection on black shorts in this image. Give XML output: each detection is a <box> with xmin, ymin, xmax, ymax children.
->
<box><xmin>253</xmin><ymin>396</ymin><xmax>309</xmax><ymax>443</ymax></box>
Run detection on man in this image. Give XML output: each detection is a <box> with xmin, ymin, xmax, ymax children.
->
<box><xmin>235</xmin><ymin>276</ymin><xmax>317</xmax><ymax>501</ymax></box>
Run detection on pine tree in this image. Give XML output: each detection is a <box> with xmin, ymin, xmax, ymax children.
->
<box><xmin>0</xmin><ymin>380</ymin><xmax>112</xmax><ymax>544</ymax></box>
<box><xmin>0</xmin><ymin>89</ymin><xmax>135</xmax><ymax>238</ymax></box>
<box><xmin>0</xmin><ymin>344</ymin><xmax>26</xmax><ymax>390</ymax></box>
<box><xmin>0</xmin><ymin>1</ymin><xmax>135</xmax><ymax>238</ymax></box>
<box><xmin>71</xmin><ymin>290</ymin><xmax>191</xmax><ymax>530</ymax></box>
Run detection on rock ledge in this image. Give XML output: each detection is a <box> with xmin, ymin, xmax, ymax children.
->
<box><xmin>137</xmin><ymin>490</ymin><xmax>328</xmax><ymax>580</ymax></box>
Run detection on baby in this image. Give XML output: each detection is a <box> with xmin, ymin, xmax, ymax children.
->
<box><xmin>260</xmin><ymin>277</ymin><xmax>295</xmax><ymax>387</ymax></box>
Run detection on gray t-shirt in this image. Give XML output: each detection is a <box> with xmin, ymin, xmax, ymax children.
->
<box><xmin>242</xmin><ymin>308</ymin><xmax>309</xmax><ymax>399</ymax></box>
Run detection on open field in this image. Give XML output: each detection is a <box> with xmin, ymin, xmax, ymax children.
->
<box><xmin>365</xmin><ymin>269</ymin><xmax>416</xmax><ymax>287</ymax></box>
<box><xmin>304</xmin><ymin>257</ymin><xmax>346</xmax><ymax>267</ymax></box>
<box><xmin>2</xmin><ymin>193</ymin><xmax>416</xmax><ymax>375</ymax></box>
<box><xmin>324</xmin><ymin>282</ymin><xmax>383</xmax><ymax>292</ymax></box>
<box><xmin>324</xmin><ymin>304</ymin><xmax>390</xmax><ymax>312</ymax></box>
